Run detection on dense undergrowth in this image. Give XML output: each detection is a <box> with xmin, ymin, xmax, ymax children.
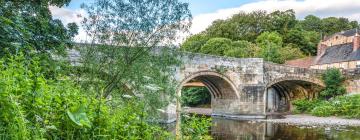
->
<box><xmin>293</xmin><ymin>95</ymin><xmax>360</xmax><ymax>119</ymax></box>
<box><xmin>292</xmin><ymin>68</ymin><xmax>360</xmax><ymax>119</ymax></box>
<box><xmin>0</xmin><ymin>54</ymin><xmax>212</xmax><ymax>139</ymax></box>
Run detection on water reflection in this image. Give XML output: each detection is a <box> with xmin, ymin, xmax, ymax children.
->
<box><xmin>212</xmin><ymin>117</ymin><xmax>360</xmax><ymax>140</ymax></box>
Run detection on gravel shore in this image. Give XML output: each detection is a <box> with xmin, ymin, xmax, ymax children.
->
<box><xmin>258</xmin><ymin>115</ymin><xmax>360</xmax><ymax>127</ymax></box>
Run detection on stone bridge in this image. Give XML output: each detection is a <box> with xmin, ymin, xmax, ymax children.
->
<box><xmin>164</xmin><ymin>52</ymin><xmax>360</xmax><ymax>122</ymax></box>
<box><xmin>67</xmin><ymin>47</ymin><xmax>360</xmax><ymax>122</ymax></box>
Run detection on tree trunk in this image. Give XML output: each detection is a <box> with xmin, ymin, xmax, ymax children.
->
<box><xmin>175</xmin><ymin>90</ymin><xmax>182</xmax><ymax>140</ymax></box>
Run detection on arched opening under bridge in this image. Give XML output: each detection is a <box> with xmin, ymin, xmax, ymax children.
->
<box><xmin>266</xmin><ymin>78</ymin><xmax>324</xmax><ymax>113</ymax></box>
<box><xmin>178</xmin><ymin>71</ymin><xmax>239</xmax><ymax>115</ymax></box>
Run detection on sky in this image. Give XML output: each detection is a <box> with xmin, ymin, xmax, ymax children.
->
<box><xmin>50</xmin><ymin>0</ymin><xmax>360</xmax><ymax>43</ymax></box>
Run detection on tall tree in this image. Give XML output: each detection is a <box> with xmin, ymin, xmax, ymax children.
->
<box><xmin>200</xmin><ymin>38</ymin><xmax>232</xmax><ymax>56</ymax></box>
<box><xmin>266</xmin><ymin>10</ymin><xmax>297</xmax><ymax>35</ymax></box>
<box><xmin>0</xmin><ymin>0</ymin><xmax>78</xmax><ymax>57</ymax></box>
<box><xmin>80</xmin><ymin>0</ymin><xmax>191</xmax><ymax>139</ymax></box>
<box><xmin>181</xmin><ymin>33</ymin><xmax>209</xmax><ymax>53</ymax></box>
<box><xmin>206</xmin><ymin>11</ymin><xmax>268</xmax><ymax>41</ymax></box>
<box><xmin>224</xmin><ymin>40</ymin><xmax>260</xmax><ymax>58</ymax></box>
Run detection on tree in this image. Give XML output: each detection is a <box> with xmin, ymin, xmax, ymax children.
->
<box><xmin>321</xmin><ymin>17</ymin><xmax>358</xmax><ymax>35</ymax></box>
<box><xmin>256</xmin><ymin>31</ymin><xmax>283</xmax><ymax>47</ymax></box>
<box><xmin>266</xmin><ymin>10</ymin><xmax>297</xmax><ymax>35</ymax></box>
<box><xmin>181</xmin><ymin>33</ymin><xmax>209</xmax><ymax>53</ymax></box>
<box><xmin>81</xmin><ymin>0</ymin><xmax>191</xmax><ymax>139</ymax></box>
<box><xmin>298</xmin><ymin>15</ymin><xmax>322</xmax><ymax>32</ymax></box>
<box><xmin>279</xmin><ymin>44</ymin><xmax>305</xmax><ymax>63</ymax></box>
<box><xmin>0</xmin><ymin>0</ymin><xmax>78</xmax><ymax>57</ymax></box>
<box><xmin>205</xmin><ymin>11</ymin><xmax>268</xmax><ymax>41</ymax></box>
<box><xmin>284</xmin><ymin>29</ymin><xmax>320</xmax><ymax>55</ymax></box>
<box><xmin>224</xmin><ymin>40</ymin><xmax>260</xmax><ymax>58</ymax></box>
<box><xmin>320</xmin><ymin>68</ymin><xmax>346</xmax><ymax>100</ymax></box>
<box><xmin>200</xmin><ymin>38</ymin><xmax>232</xmax><ymax>56</ymax></box>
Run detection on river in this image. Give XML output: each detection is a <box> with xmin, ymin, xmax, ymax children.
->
<box><xmin>211</xmin><ymin>117</ymin><xmax>360</xmax><ymax>140</ymax></box>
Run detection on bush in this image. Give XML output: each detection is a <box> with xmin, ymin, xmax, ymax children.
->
<box><xmin>310</xmin><ymin>102</ymin><xmax>334</xmax><ymax>117</ymax></box>
<box><xmin>320</xmin><ymin>68</ymin><xmax>346</xmax><ymax>100</ymax></box>
<box><xmin>293</xmin><ymin>95</ymin><xmax>360</xmax><ymax>119</ymax></box>
<box><xmin>292</xmin><ymin>99</ymin><xmax>321</xmax><ymax>113</ymax></box>
<box><xmin>0</xmin><ymin>54</ymin><xmax>171</xmax><ymax>139</ymax></box>
<box><xmin>181</xmin><ymin>114</ymin><xmax>212</xmax><ymax>140</ymax></box>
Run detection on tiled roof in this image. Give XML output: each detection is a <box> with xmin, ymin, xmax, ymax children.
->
<box><xmin>324</xmin><ymin>28</ymin><xmax>359</xmax><ymax>40</ymax></box>
<box><xmin>285</xmin><ymin>57</ymin><xmax>316</xmax><ymax>68</ymax></box>
<box><xmin>315</xmin><ymin>43</ymin><xmax>360</xmax><ymax>65</ymax></box>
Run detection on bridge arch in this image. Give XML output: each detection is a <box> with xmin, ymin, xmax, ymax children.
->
<box><xmin>265</xmin><ymin>76</ymin><xmax>324</xmax><ymax>113</ymax></box>
<box><xmin>177</xmin><ymin>71</ymin><xmax>239</xmax><ymax>99</ymax></box>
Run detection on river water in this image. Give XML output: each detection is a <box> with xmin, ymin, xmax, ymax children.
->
<box><xmin>211</xmin><ymin>117</ymin><xmax>360</xmax><ymax>140</ymax></box>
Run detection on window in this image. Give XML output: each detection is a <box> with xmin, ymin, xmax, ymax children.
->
<box><xmin>340</xmin><ymin>63</ymin><xmax>346</xmax><ymax>69</ymax></box>
<box><xmin>356</xmin><ymin>61</ymin><xmax>360</xmax><ymax>69</ymax></box>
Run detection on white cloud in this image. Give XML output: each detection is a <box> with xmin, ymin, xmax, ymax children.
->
<box><xmin>50</xmin><ymin>0</ymin><xmax>360</xmax><ymax>43</ymax></box>
<box><xmin>190</xmin><ymin>0</ymin><xmax>360</xmax><ymax>35</ymax></box>
<box><xmin>50</xmin><ymin>6</ymin><xmax>88</xmax><ymax>42</ymax></box>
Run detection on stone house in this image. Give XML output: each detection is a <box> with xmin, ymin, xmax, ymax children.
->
<box><xmin>285</xmin><ymin>28</ymin><xmax>360</xmax><ymax>70</ymax></box>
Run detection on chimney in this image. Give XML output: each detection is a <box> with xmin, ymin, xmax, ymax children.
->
<box><xmin>317</xmin><ymin>43</ymin><xmax>327</xmax><ymax>56</ymax></box>
<box><xmin>354</xmin><ymin>29</ymin><xmax>360</xmax><ymax>52</ymax></box>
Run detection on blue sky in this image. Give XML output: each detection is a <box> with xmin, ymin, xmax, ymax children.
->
<box><xmin>65</xmin><ymin>0</ymin><xmax>254</xmax><ymax>16</ymax></box>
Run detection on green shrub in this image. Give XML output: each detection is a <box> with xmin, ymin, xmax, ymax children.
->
<box><xmin>0</xmin><ymin>54</ymin><xmax>171</xmax><ymax>139</ymax></box>
<box><xmin>293</xmin><ymin>95</ymin><xmax>360</xmax><ymax>119</ymax></box>
<box><xmin>292</xmin><ymin>99</ymin><xmax>321</xmax><ymax>113</ymax></box>
<box><xmin>181</xmin><ymin>114</ymin><xmax>212</xmax><ymax>140</ymax></box>
<box><xmin>320</xmin><ymin>68</ymin><xmax>346</xmax><ymax>100</ymax></box>
<box><xmin>311</xmin><ymin>101</ymin><xmax>333</xmax><ymax>117</ymax></box>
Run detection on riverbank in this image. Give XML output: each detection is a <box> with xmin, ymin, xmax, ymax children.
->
<box><xmin>259</xmin><ymin>114</ymin><xmax>360</xmax><ymax>127</ymax></box>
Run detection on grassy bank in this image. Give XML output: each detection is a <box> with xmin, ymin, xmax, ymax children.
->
<box><xmin>293</xmin><ymin>94</ymin><xmax>360</xmax><ymax>119</ymax></box>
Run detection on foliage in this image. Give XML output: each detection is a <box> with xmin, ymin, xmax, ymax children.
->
<box><xmin>0</xmin><ymin>0</ymin><xmax>78</xmax><ymax>56</ymax></box>
<box><xmin>181</xmin><ymin>33</ymin><xmax>210</xmax><ymax>53</ymax></box>
<box><xmin>181</xmin><ymin>114</ymin><xmax>212</xmax><ymax>140</ymax></box>
<box><xmin>200</xmin><ymin>38</ymin><xmax>232</xmax><ymax>56</ymax></box>
<box><xmin>320</xmin><ymin>68</ymin><xmax>346</xmax><ymax>100</ymax></box>
<box><xmin>181</xmin><ymin>9</ymin><xmax>360</xmax><ymax>63</ymax></box>
<box><xmin>79</xmin><ymin>0</ymin><xmax>191</xmax><ymax>117</ymax></box>
<box><xmin>256</xmin><ymin>31</ymin><xmax>283</xmax><ymax>47</ymax></box>
<box><xmin>292</xmin><ymin>99</ymin><xmax>322</xmax><ymax>113</ymax></box>
<box><xmin>206</xmin><ymin>11</ymin><xmax>268</xmax><ymax>41</ymax></box>
<box><xmin>292</xmin><ymin>95</ymin><xmax>360</xmax><ymax>119</ymax></box>
<box><xmin>0</xmin><ymin>54</ymin><xmax>172</xmax><ymax>139</ymax></box>
<box><xmin>181</xmin><ymin>87</ymin><xmax>211</xmax><ymax>107</ymax></box>
<box><xmin>224</xmin><ymin>40</ymin><xmax>260</xmax><ymax>58</ymax></box>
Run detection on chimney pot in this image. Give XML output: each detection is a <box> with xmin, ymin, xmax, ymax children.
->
<box><xmin>354</xmin><ymin>32</ymin><xmax>360</xmax><ymax>52</ymax></box>
<box><xmin>317</xmin><ymin>43</ymin><xmax>327</xmax><ymax>56</ymax></box>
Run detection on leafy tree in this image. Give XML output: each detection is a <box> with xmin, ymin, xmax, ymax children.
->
<box><xmin>206</xmin><ymin>11</ymin><xmax>268</xmax><ymax>41</ymax></box>
<box><xmin>200</xmin><ymin>38</ymin><xmax>232</xmax><ymax>55</ymax></box>
<box><xmin>284</xmin><ymin>29</ymin><xmax>320</xmax><ymax>55</ymax></box>
<box><xmin>320</xmin><ymin>68</ymin><xmax>346</xmax><ymax>100</ymax></box>
<box><xmin>181</xmin><ymin>33</ymin><xmax>209</xmax><ymax>53</ymax></box>
<box><xmin>81</xmin><ymin>0</ymin><xmax>191</xmax><ymax>139</ymax></box>
<box><xmin>0</xmin><ymin>0</ymin><xmax>78</xmax><ymax>56</ymax></box>
<box><xmin>266</xmin><ymin>10</ymin><xmax>297</xmax><ymax>35</ymax></box>
<box><xmin>321</xmin><ymin>17</ymin><xmax>358</xmax><ymax>35</ymax></box>
<box><xmin>224</xmin><ymin>40</ymin><xmax>260</xmax><ymax>58</ymax></box>
<box><xmin>298</xmin><ymin>15</ymin><xmax>323</xmax><ymax>32</ymax></box>
<box><xmin>259</xmin><ymin>43</ymin><xmax>283</xmax><ymax>63</ymax></box>
<box><xmin>256</xmin><ymin>31</ymin><xmax>283</xmax><ymax>47</ymax></box>
<box><xmin>181</xmin><ymin>9</ymin><xmax>359</xmax><ymax>62</ymax></box>
<box><xmin>279</xmin><ymin>44</ymin><xmax>305</xmax><ymax>63</ymax></box>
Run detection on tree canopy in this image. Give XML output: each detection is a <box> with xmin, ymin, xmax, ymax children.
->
<box><xmin>181</xmin><ymin>10</ymin><xmax>360</xmax><ymax>63</ymax></box>
<box><xmin>0</xmin><ymin>0</ymin><xmax>78</xmax><ymax>57</ymax></box>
